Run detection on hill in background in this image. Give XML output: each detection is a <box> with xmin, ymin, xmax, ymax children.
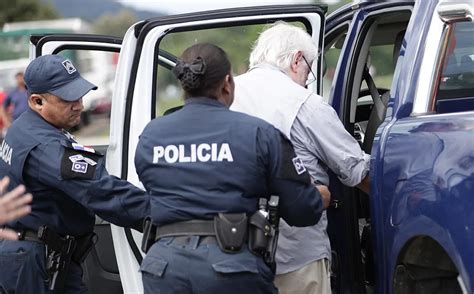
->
<box><xmin>41</xmin><ymin>0</ymin><xmax>165</xmax><ymax>22</ymax></box>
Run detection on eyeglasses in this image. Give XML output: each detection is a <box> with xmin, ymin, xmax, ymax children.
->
<box><xmin>302</xmin><ymin>56</ymin><xmax>317</xmax><ymax>87</ymax></box>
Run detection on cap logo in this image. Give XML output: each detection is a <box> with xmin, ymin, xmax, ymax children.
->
<box><xmin>62</xmin><ymin>59</ymin><xmax>77</xmax><ymax>74</ymax></box>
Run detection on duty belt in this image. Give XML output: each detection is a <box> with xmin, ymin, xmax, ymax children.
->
<box><xmin>154</xmin><ymin>220</ymin><xmax>215</xmax><ymax>241</ymax></box>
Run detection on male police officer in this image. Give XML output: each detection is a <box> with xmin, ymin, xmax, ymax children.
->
<box><xmin>0</xmin><ymin>54</ymin><xmax>149</xmax><ymax>294</ymax></box>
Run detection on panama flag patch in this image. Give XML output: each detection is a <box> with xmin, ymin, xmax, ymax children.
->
<box><xmin>72</xmin><ymin>143</ymin><xmax>95</xmax><ymax>153</ymax></box>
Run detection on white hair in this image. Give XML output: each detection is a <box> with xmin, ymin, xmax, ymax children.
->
<box><xmin>249</xmin><ymin>21</ymin><xmax>317</xmax><ymax>70</ymax></box>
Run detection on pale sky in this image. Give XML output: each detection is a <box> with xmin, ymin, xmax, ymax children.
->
<box><xmin>119</xmin><ymin>0</ymin><xmax>340</xmax><ymax>15</ymax></box>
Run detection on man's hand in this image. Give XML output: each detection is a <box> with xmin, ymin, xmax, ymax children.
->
<box><xmin>0</xmin><ymin>177</ymin><xmax>32</xmax><ymax>240</ymax></box>
<box><xmin>316</xmin><ymin>185</ymin><xmax>331</xmax><ymax>209</ymax></box>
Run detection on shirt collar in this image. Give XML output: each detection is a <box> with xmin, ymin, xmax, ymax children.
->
<box><xmin>184</xmin><ymin>97</ymin><xmax>227</xmax><ymax>108</ymax></box>
<box><xmin>249</xmin><ymin>63</ymin><xmax>288</xmax><ymax>75</ymax></box>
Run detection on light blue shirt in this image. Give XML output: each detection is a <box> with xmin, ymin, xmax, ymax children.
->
<box><xmin>276</xmin><ymin>93</ymin><xmax>370</xmax><ymax>274</ymax></box>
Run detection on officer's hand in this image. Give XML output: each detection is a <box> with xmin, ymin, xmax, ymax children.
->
<box><xmin>316</xmin><ymin>185</ymin><xmax>331</xmax><ymax>209</ymax></box>
<box><xmin>0</xmin><ymin>177</ymin><xmax>32</xmax><ymax>240</ymax></box>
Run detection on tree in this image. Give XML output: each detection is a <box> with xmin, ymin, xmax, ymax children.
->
<box><xmin>0</xmin><ymin>0</ymin><xmax>58</xmax><ymax>28</ymax></box>
<box><xmin>92</xmin><ymin>9</ymin><xmax>138</xmax><ymax>38</ymax></box>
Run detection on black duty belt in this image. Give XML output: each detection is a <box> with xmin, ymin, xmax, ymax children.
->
<box><xmin>17</xmin><ymin>229</ymin><xmax>42</xmax><ymax>243</ymax></box>
<box><xmin>155</xmin><ymin>220</ymin><xmax>215</xmax><ymax>241</ymax></box>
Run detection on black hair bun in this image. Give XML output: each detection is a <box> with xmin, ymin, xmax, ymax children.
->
<box><xmin>172</xmin><ymin>57</ymin><xmax>207</xmax><ymax>91</ymax></box>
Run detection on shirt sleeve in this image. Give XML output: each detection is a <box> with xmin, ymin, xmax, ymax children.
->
<box><xmin>257</xmin><ymin>124</ymin><xmax>323</xmax><ymax>227</ymax></box>
<box><xmin>290</xmin><ymin>94</ymin><xmax>370</xmax><ymax>187</ymax></box>
<box><xmin>33</xmin><ymin>141</ymin><xmax>149</xmax><ymax>228</ymax></box>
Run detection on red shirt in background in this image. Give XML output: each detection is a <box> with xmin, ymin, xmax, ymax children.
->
<box><xmin>0</xmin><ymin>91</ymin><xmax>6</xmax><ymax>129</ymax></box>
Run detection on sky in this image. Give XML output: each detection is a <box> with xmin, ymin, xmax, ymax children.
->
<box><xmin>119</xmin><ymin>0</ymin><xmax>340</xmax><ymax>15</ymax></box>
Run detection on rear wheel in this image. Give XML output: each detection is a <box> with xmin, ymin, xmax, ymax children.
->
<box><xmin>393</xmin><ymin>236</ymin><xmax>463</xmax><ymax>294</ymax></box>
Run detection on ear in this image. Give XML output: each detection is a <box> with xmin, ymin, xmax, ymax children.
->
<box><xmin>222</xmin><ymin>74</ymin><xmax>233</xmax><ymax>96</ymax></box>
<box><xmin>290</xmin><ymin>51</ymin><xmax>304</xmax><ymax>73</ymax></box>
<box><xmin>29</xmin><ymin>94</ymin><xmax>43</xmax><ymax>111</ymax></box>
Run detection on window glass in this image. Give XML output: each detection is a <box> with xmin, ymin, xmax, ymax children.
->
<box><xmin>58</xmin><ymin>49</ymin><xmax>119</xmax><ymax>147</ymax></box>
<box><xmin>437</xmin><ymin>22</ymin><xmax>474</xmax><ymax>102</ymax></box>
<box><xmin>323</xmin><ymin>26</ymin><xmax>348</xmax><ymax>100</ymax></box>
<box><xmin>155</xmin><ymin>22</ymin><xmax>309</xmax><ymax>117</ymax></box>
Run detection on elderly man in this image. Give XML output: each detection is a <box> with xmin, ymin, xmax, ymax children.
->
<box><xmin>231</xmin><ymin>22</ymin><xmax>370</xmax><ymax>293</ymax></box>
<box><xmin>0</xmin><ymin>54</ymin><xmax>149</xmax><ymax>294</ymax></box>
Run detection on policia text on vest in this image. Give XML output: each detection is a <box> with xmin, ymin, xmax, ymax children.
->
<box><xmin>153</xmin><ymin>143</ymin><xmax>234</xmax><ymax>163</ymax></box>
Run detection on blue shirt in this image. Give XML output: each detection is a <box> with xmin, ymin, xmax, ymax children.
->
<box><xmin>0</xmin><ymin>109</ymin><xmax>149</xmax><ymax>236</ymax></box>
<box><xmin>4</xmin><ymin>88</ymin><xmax>28</xmax><ymax>121</ymax></box>
<box><xmin>134</xmin><ymin>97</ymin><xmax>324</xmax><ymax>227</ymax></box>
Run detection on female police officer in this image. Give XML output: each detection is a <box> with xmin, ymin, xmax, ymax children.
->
<box><xmin>135</xmin><ymin>43</ymin><xmax>330</xmax><ymax>293</ymax></box>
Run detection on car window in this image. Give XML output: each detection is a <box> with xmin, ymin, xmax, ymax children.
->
<box><xmin>57</xmin><ymin>49</ymin><xmax>118</xmax><ymax>148</ymax></box>
<box><xmin>154</xmin><ymin>22</ymin><xmax>309</xmax><ymax>118</ymax></box>
<box><xmin>436</xmin><ymin>21</ymin><xmax>474</xmax><ymax>112</ymax></box>
<box><xmin>323</xmin><ymin>25</ymin><xmax>348</xmax><ymax>101</ymax></box>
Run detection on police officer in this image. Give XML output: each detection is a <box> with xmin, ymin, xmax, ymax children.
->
<box><xmin>0</xmin><ymin>54</ymin><xmax>149</xmax><ymax>293</ymax></box>
<box><xmin>135</xmin><ymin>43</ymin><xmax>331</xmax><ymax>294</ymax></box>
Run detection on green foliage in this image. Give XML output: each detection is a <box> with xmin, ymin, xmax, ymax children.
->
<box><xmin>92</xmin><ymin>9</ymin><xmax>138</xmax><ymax>38</ymax></box>
<box><xmin>0</xmin><ymin>0</ymin><xmax>58</xmax><ymax>28</ymax></box>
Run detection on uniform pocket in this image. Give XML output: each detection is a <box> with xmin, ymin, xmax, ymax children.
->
<box><xmin>212</xmin><ymin>257</ymin><xmax>259</xmax><ymax>274</ymax></box>
<box><xmin>209</xmin><ymin>245</ymin><xmax>259</xmax><ymax>276</ymax></box>
<box><xmin>140</xmin><ymin>255</ymin><xmax>169</xmax><ymax>278</ymax></box>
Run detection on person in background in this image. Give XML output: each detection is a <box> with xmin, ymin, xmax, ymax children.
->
<box><xmin>1</xmin><ymin>72</ymin><xmax>29</xmax><ymax>130</ymax></box>
<box><xmin>232</xmin><ymin>22</ymin><xmax>370</xmax><ymax>294</ymax></box>
<box><xmin>0</xmin><ymin>88</ymin><xmax>6</xmax><ymax>141</ymax></box>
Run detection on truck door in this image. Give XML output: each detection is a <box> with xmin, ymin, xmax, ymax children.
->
<box><xmin>324</xmin><ymin>1</ymin><xmax>414</xmax><ymax>293</ymax></box>
<box><xmin>373</xmin><ymin>2</ymin><xmax>474</xmax><ymax>293</ymax></box>
<box><xmin>115</xmin><ymin>5</ymin><xmax>327</xmax><ymax>292</ymax></box>
<box><xmin>30</xmin><ymin>34</ymin><xmax>125</xmax><ymax>294</ymax></box>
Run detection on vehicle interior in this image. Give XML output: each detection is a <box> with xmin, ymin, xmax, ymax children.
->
<box><xmin>325</xmin><ymin>9</ymin><xmax>412</xmax><ymax>293</ymax></box>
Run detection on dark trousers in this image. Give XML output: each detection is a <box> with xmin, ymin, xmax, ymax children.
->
<box><xmin>0</xmin><ymin>240</ymin><xmax>87</xmax><ymax>294</ymax></box>
<box><xmin>141</xmin><ymin>236</ymin><xmax>278</xmax><ymax>294</ymax></box>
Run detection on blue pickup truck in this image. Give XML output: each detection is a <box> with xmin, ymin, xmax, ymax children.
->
<box><xmin>29</xmin><ymin>0</ymin><xmax>473</xmax><ymax>293</ymax></box>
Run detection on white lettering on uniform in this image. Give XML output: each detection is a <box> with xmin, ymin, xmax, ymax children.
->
<box><xmin>152</xmin><ymin>143</ymin><xmax>234</xmax><ymax>164</ymax></box>
<box><xmin>197</xmin><ymin>144</ymin><xmax>211</xmax><ymax>162</ymax></box>
<box><xmin>153</xmin><ymin>146</ymin><xmax>164</xmax><ymax>163</ymax></box>
<box><xmin>165</xmin><ymin>145</ymin><xmax>179</xmax><ymax>163</ymax></box>
<box><xmin>217</xmin><ymin>143</ymin><xmax>233</xmax><ymax>162</ymax></box>
<box><xmin>0</xmin><ymin>140</ymin><xmax>13</xmax><ymax>166</ymax></box>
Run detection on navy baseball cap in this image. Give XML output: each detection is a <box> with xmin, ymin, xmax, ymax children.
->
<box><xmin>24</xmin><ymin>54</ymin><xmax>97</xmax><ymax>102</ymax></box>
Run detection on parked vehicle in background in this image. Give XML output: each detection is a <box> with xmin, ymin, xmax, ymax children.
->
<box><xmin>28</xmin><ymin>0</ymin><xmax>474</xmax><ymax>293</ymax></box>
<box><xmin>0</xmin><ymin>19</ymin><xmax>116</xmax><ymax>137</ymax></box>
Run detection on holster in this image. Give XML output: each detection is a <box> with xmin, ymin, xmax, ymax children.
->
<box><xmin>141</xmin><ymin>217</ymin><xmax>157</xmax><ymax>253</ymax></box>
<box><xmin>72</xmin><ymin>232</ymin><xmax>98</xmax><ymax>264</ymax></box>
<box><xmin>248</xmin><ymin>211</ymin><xmax>272</xmax><ymax>256</ymax></box>
<box><xmin>38</xmin><ymin>225</ymin><xmax>76</xmax><ymax>294</ymax></box>
<box><xmin>214</xmin><ymin>213</ymin><xmax>247</xmax><ymax>253</ymax></box>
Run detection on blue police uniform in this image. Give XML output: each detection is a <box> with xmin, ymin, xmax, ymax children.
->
<box><xmin>0</xmin><ymin>109</ymin><xmax>149</xmax><ymax>293</ymax></box>
<box><xmin>135</xmin><ymin>97</ymin><xmax>325</xmax><ymax>294</ymax></box>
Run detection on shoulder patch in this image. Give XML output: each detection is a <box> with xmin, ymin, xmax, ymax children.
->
<box><xmin>278</xmin><ymin>134</ymin><xmax>311</xmax><ymax>184</ymax></box>
<box><xmin>61</xmin><ymin>146</ymin><xmax>101</xmax><ymax>180</ymax></box>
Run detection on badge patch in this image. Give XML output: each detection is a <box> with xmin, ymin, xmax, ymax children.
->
<box><xmin>292</xmin><ymin>157</ymin><xmax>307</xmax><ymax>175</ymax></box>
<box><xmin>62</xmin><ymin>59</ymin><xmax>77</xmax><ymax>74</ymax></box>
<box><xmin>72</xmin><ymin>161</ymin><xmax>88</xmax><ymax>173</ymax></box>
<box><xmin>69</xmin><ymin>154</ymin><xmax>97</xmax><ymax>166</ymax></box>
<box><xmin>61</xmin><ymin>146</ymin><xmax>101</xmax><ymax>180</ymax></box>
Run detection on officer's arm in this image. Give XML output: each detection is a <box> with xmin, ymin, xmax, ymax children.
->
<box><xmin>36</xmin><ymin>143</ymin><xmax>149</xmax><ymax>229</ymax></box>
<box><xmin>257</xmin><ymin>126</ymin><xmax>324</xmax><ymax>227</ymax></box>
